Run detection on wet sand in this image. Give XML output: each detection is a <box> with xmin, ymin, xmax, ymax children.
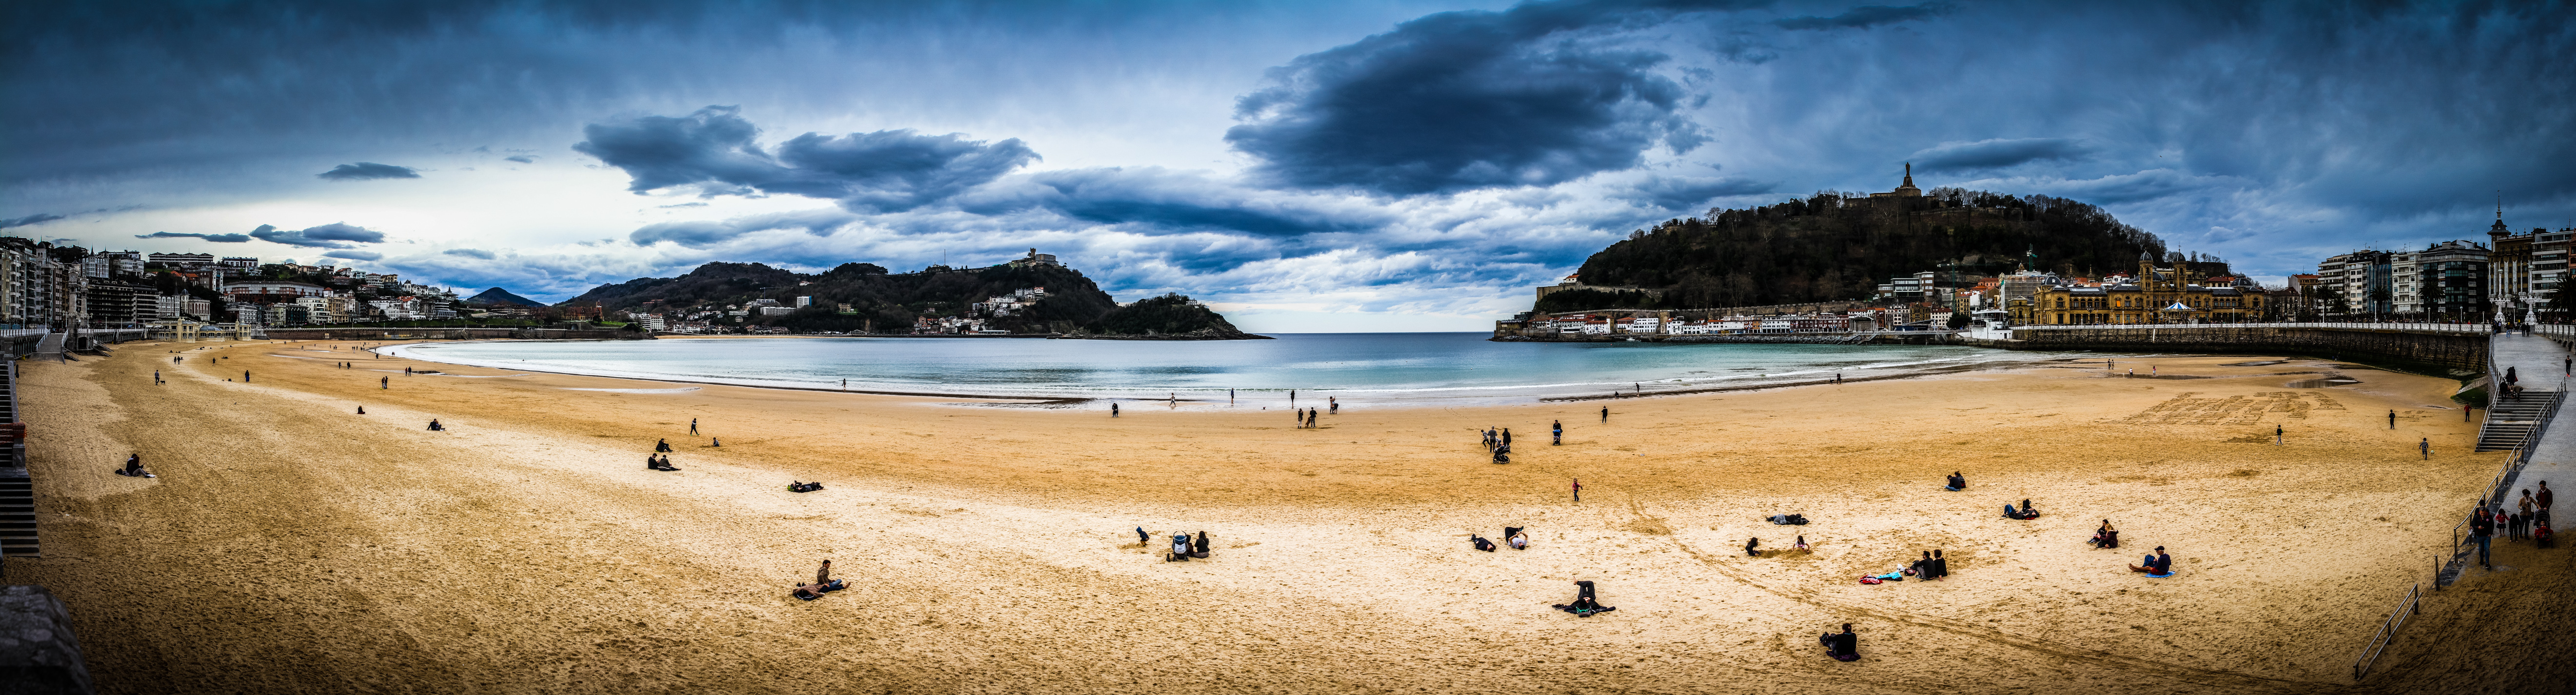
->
<box><xmin>11</xmin><ymin>340</ymin><xmax>2570</xmax><ymax>694</ymax></box>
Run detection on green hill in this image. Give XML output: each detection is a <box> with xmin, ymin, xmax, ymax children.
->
<box><xmin>563</xmin><ymin>259</ymin><xmax>1263</xmax><ymax>338</ymax></box>
<box><xmin>1544</xmin><ymin>189</ymin><xmax>2228</xmax><ymax>313</ymax></box>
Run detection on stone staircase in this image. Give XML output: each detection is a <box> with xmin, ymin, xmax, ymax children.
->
<box><xmin>0</xmin><ymin>359</ymin><xmax>29</xmax><ymax>558</ymax></box>
<box><xmin>2475</xmin><ymin>390</ymin><xmax>2563</xmax><ymax>452</ymax></box>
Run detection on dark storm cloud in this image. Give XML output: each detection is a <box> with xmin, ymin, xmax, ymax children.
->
<box><xmin>958</xmin><ymin>167</ymin><xmax>1388</xmax><ymax>237</ymax></box>
<box><xmin>574</xmin><ymin>106</ymin><xmax>1039</xmax><ymax>212</ymax></box>
<box><xmin>628</xmin><ymin>209</ymin><xmax>859</xmax><ymax>249</ymax></box>
<box><xmin>1774</xmin><ymin>3</ymin><xmax>1948</xmax><ymax>30</ymax></box>
<box><xmin>1907</xmin><ymin>138</ymin><xmax>2093</xmax><ymax>172</ymax></box>
<box><xmin>0</xmin><ymin>213</ymin><xmax>64</xmax><ymax>228</ymax></box>
<box><xmin>248</xmin><ymin>222</ymin><xmax>389</xmax><ymax>249</ymax></box>
<box><xmin>316</xmin><ymin>162</ymin><xmax>422</xmax><ymax>180</ymax></box>
<box><xmin>136</xmin><ymin>231</ymin><xmax>253</xmax><ymax>242</ymax></box>
<box><xmin>1616</xmin><ymin>175</ymin><xmax>1777</xmax><ymax>210</ymax></box>
<box><xmin>1225</xmin><ymin>0</ymin><xmax>1752</xmax><ymax>195</ymax></box>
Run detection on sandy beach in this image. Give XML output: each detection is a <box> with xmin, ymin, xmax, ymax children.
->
<box><xmin>10</xmin><ymin>339</ymin><xmax>2570</xmax><ymax>694</ymax></box>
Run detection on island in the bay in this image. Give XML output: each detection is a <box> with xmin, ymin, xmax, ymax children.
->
<box><xmin>564</xmin><ymin>249</ymin><xmax>1268</xmax><ymax>339</ymax></box>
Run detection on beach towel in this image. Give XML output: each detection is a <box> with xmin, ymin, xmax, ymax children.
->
<box><xmin>1858</xmin><ymin>577</ymin><xmax>1883</xmax><ymax>585</ymax></box>
<box><xmin>1873</xmin><ymin>572</ymin><xmax>1904</xmax><ymax>581</ymax></box>
<box><xmin>2144</xmin><ymin>571</ymin><xmax>2175</xmax><ymax>578</ymax></box>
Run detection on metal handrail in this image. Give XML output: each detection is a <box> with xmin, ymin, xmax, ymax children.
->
<box><xmin>2351</xmin><ymin>583</ymin><xmax>2421</xmax><ymax>680</ymax></box>
<box><xmin>2016</xmin><ymin>321</ymin><xmax>2492</xmax><ymax>333</ymax></box>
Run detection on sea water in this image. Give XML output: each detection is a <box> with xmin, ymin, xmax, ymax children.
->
<box><xmin>386</xmin><ymin>333</ymin><xmax>2067</xmax><ymax>406</ymax></box>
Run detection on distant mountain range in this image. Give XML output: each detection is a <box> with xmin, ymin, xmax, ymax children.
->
<box><xmin>464</xmin><ymin>287</ymin><xmax>544</xmax><ymax>306</ymax></box>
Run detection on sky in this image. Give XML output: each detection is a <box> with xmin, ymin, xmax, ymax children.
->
<box><xmin>5</xmin><ymin>0</ymin><xmax>2573</xmax><ymax>332</ymax></box>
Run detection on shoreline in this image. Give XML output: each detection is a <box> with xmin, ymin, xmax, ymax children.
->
<box><xmin>377</xmin><ymin>337</ymin><xmax>2053</xmax><ymax>407</ymax></box>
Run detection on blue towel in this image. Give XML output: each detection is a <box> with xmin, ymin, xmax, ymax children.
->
<box><xmin>2145</xmin><ymin>571</ymin><xmax>2175</xmax><ymax>578</ymax></box>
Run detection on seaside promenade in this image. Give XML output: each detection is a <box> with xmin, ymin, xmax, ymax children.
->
<box><xmin>2486</xmin><ymin>333</ymin><xmax>2574</xmax><ymax>503</ymax></box>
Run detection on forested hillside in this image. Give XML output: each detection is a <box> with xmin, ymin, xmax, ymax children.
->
<box><xmin>564</xmin><ymin>260</ymin><xmax>1258</xmax><ymax>337</ymax></box>
<box><xmin>1548</xmin><ymin>188</ymin><xmax>2229</xmax><ymax>312</ymax></box>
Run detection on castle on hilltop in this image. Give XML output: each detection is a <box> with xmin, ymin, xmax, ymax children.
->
<box><xmin>1868</xmin><ymin>163</ymin><xmax>1924</xmax><ymax>199</ymax></box>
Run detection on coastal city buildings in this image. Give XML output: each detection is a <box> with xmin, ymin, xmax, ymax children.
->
<box><xmin>0</xmin><ymin>235</ymin><xmax>466</xmax><ymax>330</ymax></box>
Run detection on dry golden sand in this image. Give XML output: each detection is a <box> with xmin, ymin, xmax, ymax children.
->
<box><xmin>10</xmin><ymin>340</ymin><xmax>2572</xmax><ymax>694</ymax></box>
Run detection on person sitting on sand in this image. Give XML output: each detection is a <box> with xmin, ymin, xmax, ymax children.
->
<box><xmin>1472</xmin><ymin>535</ymin><xmax>1497</xmax><ymax>552</ymax></box>
<box><xmin>656</xmin><ymin>438</ymin><xmax>672</xmax><ymax>453</ymax></box>
<box><xmin>1506</xmin><ymin>527</ymin><xmax>1529</xmax><ymax>550</ymax></box>
<box><xmin>2128</xmin><ymin>546</ymin><xmax>2173</xmax><ymax>574</ymax></box>
<box><xmin>1945</xmin><ymin>472</ymin><xmax>1966</xmax><ymax>491</ymax></box>
<box><xmin>710</xmin><ymin>437</ymin><xmax>721</xmax><ymax>447</ymax></box>
<box><xmin>1819</xmin><ymin>624</ymin><xmax>1859</xmax><ymax>661</ymax></box>
<box><xmin>1930</xmin><ymin>549</ymin><xmax>1949</xmax><ymax>579</ymax></box>
<box><xmin>1794</xmin><ymin>535</ymin><xmax>1810</xmax><ymax>553</ymax></box>
<box><xmin>2003</xmin><ymin>500</ymin><xmax>2039</xmax><ymax>520</ymax></box>
<box><xmin>1910</xmin><ymin>551</ymin><xmax>1932</xmax><ymax>576</ymax></box>
<box><xmin>2090</xmin><ymin>520</ymin><xmax>2118</xmax><ymax>548</ymax></box>
<box><xmin>116</xmin><ymin>454</ymin><xmax>156</xmax><ymax>478</ymax></box>
<box><xmin>1745</xmin><ymin>537</ymin><xmax>1761</xmax><ymax>557</ymax></box>
<box><xmin>427</xmin><ymin>419</ymin><xmax>445</xmax><ymax>431</ymax></box>
<box><xmin>647</xmin><ymin>454</ymin><xmax>661</xmax><ymax>470</ymax></box>
<box><xmin>1551</xmin><ymin>580</ymin><xmax>1615</xmax><ymax>617</ymax></box>
<box><xmin>1192</xmin><ymin>531</ymin><xmax>1211</xmax><ymax>559</ymax></box>
<box><xmin>653</xmin><ymin>455</ymin><xmax>679</xmax><ymax>471</ymax></box>
<box><xmin>356</xmin><ymin>406</ymin><xmax>365</xmax><ymax>415</ymax></box>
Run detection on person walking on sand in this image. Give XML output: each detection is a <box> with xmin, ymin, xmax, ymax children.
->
<box><xmin>243</xmin><ymin>370</ymin><xmax>251</xmax><ymax>382</ymax></box>
<box><xmin>2421</xmin><ymin>437</ymin><xmax>2430</xmax><ymax>460</ymax></box>
<box><xmin>690</xmin><ymin>418</ymin><xmax>699</xmax><ymax>435</ymax></box>
<box><xmin>1502</xmin><ymin>428</ymin><xmax>1512</xmax><ymax>448</ymax></box>
<box><xmin>1111</xmin><ymin>403</ymin><xmax>1120</xmax><ymax>417</ymax></box>
<box><xmin>1552</xmin><ymin>419</ymin><xmax>1562</xmax><ymax>445</ymax></box>
<box><xmin>1571</xmin><ymin>478</ymin><xmax>1581</xmax><ymax>503</ymax></box>
<box><xmin>2471</xmin><ymin>508</ymin><xmax>2495</xmax><ymax>568</ymax></box>
<box><xmin>1600</xmin><ymin>407</ymin><xmax>1609</xmax><ymax>422</ymax></box>
<box><xmin>2389</xmin><ymin>410</ymin><xmax>2396</xmax><ymax>429</ymax></box>
<box><xmin>381</xmin><ymin>376</ymin><xmax>389</xmax><ymax>389</ymax></box>
<box><xmin>2276</xmin><ymin>425</ymin><xmax>2283</xmax><ymax>446</ymax></box>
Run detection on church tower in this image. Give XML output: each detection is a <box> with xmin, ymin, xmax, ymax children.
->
<box><xmin>2492</xmin><ymin>194</ymin><xmax>2511</xmax><ymax>237</ymax></box>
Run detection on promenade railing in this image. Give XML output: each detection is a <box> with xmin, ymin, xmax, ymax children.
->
<box><xmin>2350</xmin><ymin>583</ymin><xmax>2421</xmax><ymax>680</ymax></box>
<box><xmin>2015</xmin><ymin>321</ymin><xmax>2493</xmax><ymax>334</ymax></box>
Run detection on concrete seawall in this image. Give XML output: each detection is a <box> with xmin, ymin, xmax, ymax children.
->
<box><xmin>260</xmin><ymin>327</ymin><xmax>650</xmax><ymax>341</ymax></box>
<box><xmin>1491</xmin><ymin>332</ymin><xmax>1961</xmax><ymax>345</ymax></box>
<box><xmin>2007</xmin><ymin>326</ymin><xmax>2488</xmax><ymax>372</ymax></box>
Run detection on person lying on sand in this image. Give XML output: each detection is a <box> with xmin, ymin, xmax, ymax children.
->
<box><xmin>791</xmin><ymin>579</ymin><xmax>846</xmax><ymax>600</ymax></box>
<box><xmin>1945</xmin><ymin>472</ymin><xmax>1966</xmax><ymax>491</ymax></box>
<box><xmin>1819</xmin><ymin>624</ymin><xmax>1859</xmax><ymax>661</ymax></box>
<box><xmin>1472</xmin><ymin>535</ymin><xmax>1497</xmax><ymax>552</ymax></box>
<box><xmin>2003</xmin><ymin>500</ymin><xmax>2039</xmax><ymax>520</ymax></box>
<box><xmin>1552</xmin><ymin>580</ymin><xmax>1615</xmax><ymax>617</ymax></box>
<box><xmin>1506</xmin><ymin>527</ymin><xmax>1529</xmax><ymax>550</ymax></box>
<box><xmin>2128</xmin><ymin>546</ymin><xmax>2172</xmax><ymax>574</ymax></box>
<box><xmin>787</xmin><ymin>481</ymin><xmax>821</xmax><ymax>492</ymax></box>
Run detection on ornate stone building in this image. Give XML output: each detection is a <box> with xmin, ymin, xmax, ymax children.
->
<box><xmin>2019</xmin><ymin>252</ymin><xmax>2262</xmax><ymax>325</ymax></box>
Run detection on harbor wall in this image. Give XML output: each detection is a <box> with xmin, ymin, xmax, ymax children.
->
<box><xmin>2006</xmin><ymin>326</ymin><xmax>2487</xmax><ymax>372</ymax></box>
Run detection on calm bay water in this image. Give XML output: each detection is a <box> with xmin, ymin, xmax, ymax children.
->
<box><xmin>386</xmin><ymin>333</ymin><xmax>2064</xmax><ymax>406</ymax></box>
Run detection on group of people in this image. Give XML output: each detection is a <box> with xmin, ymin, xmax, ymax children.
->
<box><xmin>1296</xmin><ymin>407</ymin><xmax>1322</xmax><ymax>428</ymax></box>
<box><xmin>791</xmin><ymin>560</ymin><xmax>846</xmax><ymax>600</ymax></box>
<box><xmin>1162</xmin><ymin>529</ymin><xmax>1212</xmax><ymax>561</ymax></box>
<box><xmin>2471</xmin><ymin>482</ymin><xmax>2557</xmax><ymax>567</ymax></box>
<box><xmin>1943</xmin><ymin>471</ymin><xmax>1967</xmax><ymax>491</ymax></box>
<box><xmin>787</xmin><ymin>481</ymin><xmax>822</xmax><ymax>492</ymax></box>
<box><xmin>646</xmin><ymin>454</ymin><xmax>680</xmax><ymax>471</ymax></box>
<box><xmin>1482</xmin><ymin>426</ymin><xmax>1512</xmax><ymax>463</ymax></box>
<box><xmin>1470</xmin><ymin>526</ymin><xmax>1530</xmax><ymax>552</ymax></box>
